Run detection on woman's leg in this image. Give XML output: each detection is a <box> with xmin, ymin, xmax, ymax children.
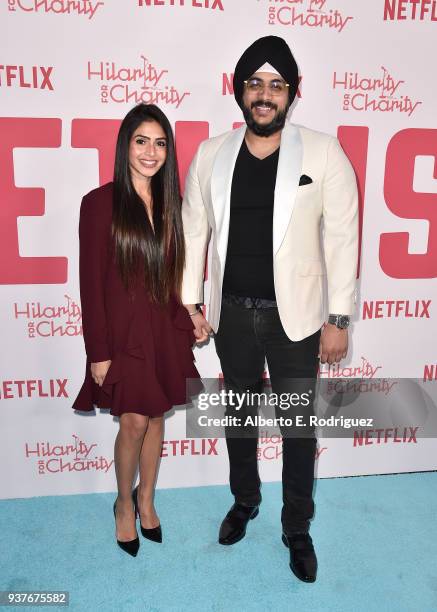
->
<box><xmin>137</xmin><ymin>415</ymin><xmax>164</xmax><ymax>528</ymax></box>
<box><xmin>114</xmin><ymin>412</ymin><xmax>149</xmax><ymax>541</ymax></box>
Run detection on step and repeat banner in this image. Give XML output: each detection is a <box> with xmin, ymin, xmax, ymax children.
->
<box><xmin>1</xmin><ymin>0</ymin><xmax>436</xmax><ymax>499</ymax></box>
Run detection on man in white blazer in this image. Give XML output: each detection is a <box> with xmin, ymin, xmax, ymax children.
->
<box><xmin>182</xmin><ymin>36</ymin><xmax>358</xmax><ymax>582</ymax></box>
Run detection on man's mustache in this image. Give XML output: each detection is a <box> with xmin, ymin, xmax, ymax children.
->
<box><xmin>251</xmin><ymin>100</ymin><xmax>278</xmax><ymax>110</ymax></box>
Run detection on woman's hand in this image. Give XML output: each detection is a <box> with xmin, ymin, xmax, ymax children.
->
<box><xmin>191</xmin><ymin>312</ymin><xmax>213</xmax><ymax>344</ymax></box>
<box><xmin>184</xmin><ymin>304</ymin><xmax>213</xmax><ymax>344</ymax></box>
<box><xmin>91</xmin><ymin>360</ymin><xmax>112</xmax><ymax>386</ymax></box>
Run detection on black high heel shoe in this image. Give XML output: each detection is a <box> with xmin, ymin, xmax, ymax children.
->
<box><xmin>113</xmin><ymin>500</ymin><xmax>140</xmax><ymax>557</ymax></box>
<box><xmin>133</xmin><ymin>485</ymin><xmax>162</xmax><ymax>543</ymax></box>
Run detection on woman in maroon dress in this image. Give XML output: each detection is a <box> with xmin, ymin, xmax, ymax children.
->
<box><xmin>73</xmin><ymin>104</ymin><xmax>199</xmax><ymax>556</ymax></box>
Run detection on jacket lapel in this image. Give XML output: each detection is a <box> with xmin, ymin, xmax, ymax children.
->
<box><xmin>273</xmin><ymin>123</ymin><xmax>302</xmax><ymax>254</ymax></box>
<box><xmin>210</xmin><ymin>125</ymin><xmax>246</xmax><ymax>273</ymax></box>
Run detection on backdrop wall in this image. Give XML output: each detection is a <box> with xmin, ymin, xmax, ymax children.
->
<box><xmin>1</xmin><ymin>0</ymin><xmax>436</xmax><ymax>499</ymax></box>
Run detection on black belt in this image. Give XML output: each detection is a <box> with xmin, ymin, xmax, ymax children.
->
<box><xmin>222</xmin><ymin>293</ymin><xmax>277</xmax><ymax>309</ymax></box>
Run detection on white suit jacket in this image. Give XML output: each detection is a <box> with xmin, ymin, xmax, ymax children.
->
<box><xmin>181</xmin><ymin>123</ymin><xmax>359</xmax><ymax>342</ymax></box>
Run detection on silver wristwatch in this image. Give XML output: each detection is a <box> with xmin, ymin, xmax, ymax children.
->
<box><xmin>328</xmin><ymin>314</ymin><xmax>350</xmax><ymax>329</ymax></box>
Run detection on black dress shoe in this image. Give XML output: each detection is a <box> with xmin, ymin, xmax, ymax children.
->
<box><xmin>218</xmin><ymin>503</ymin><xmax>259</xmax><ymax>545</ymax></box>
<box><xmin>113</xmin><ymin>501</ymin><xmax>140</xmax><ymax>557</ymax></box>
<box><xmin>132</xmin><ymin>486</ymin><xmax>162</xmax><ymax>543</ymax></box>
<box><xmin>282</xmin><ymin>533</ymin><xmax>317</xmax><ymax>582</ymax></box>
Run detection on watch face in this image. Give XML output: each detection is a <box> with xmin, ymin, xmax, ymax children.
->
<box><xmin>339</xmin><ymin>316</ymin><xmax>350</xmax><ymax>329</ymax></box>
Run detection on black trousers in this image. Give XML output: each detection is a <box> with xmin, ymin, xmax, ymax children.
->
<box><xmin>214</xmin><ymin>300</ymin><xmax>321</xmax><ymax>535</ymax></box>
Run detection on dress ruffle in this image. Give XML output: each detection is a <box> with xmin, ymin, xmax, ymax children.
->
<box><xmin>73</xmin><ymin>299</ymin><xmax>201</xmax><ymax>417</ymax></box>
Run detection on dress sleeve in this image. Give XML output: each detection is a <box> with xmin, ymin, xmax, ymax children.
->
<box><xmin>78</xmin><ymin>193</ymin><xmax>112</xmax><ymax>362</ymax></box>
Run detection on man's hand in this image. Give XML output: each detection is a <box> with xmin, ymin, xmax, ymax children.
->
<box><xmin>91</xmin><ymin>360</ymin><xmax>112</xmax><ymax>386</ymax></box>
<box><xmin>319</xmin><ymin>324</ymin><xmax>348</xmax><ymax>364</ymax></box>
<box><xmin>184</xmin><ymin>305</ymin><xmax>213</xmax><ymax>344</ymax></box>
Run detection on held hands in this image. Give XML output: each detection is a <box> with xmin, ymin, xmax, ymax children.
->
<box><xmin>185</xmin><ymin>305</ymin><xmax>213</xmax><ymax>344</ymax></box>
<box><xmin>318</xmin><ymin>323</ymin><xmax>348</xmax><ymax>364</ymax></box>
<box><xmin>91</xmin><ymin>360</ymin><xmax>112</xmax><ymax>386</ymax></box>
<box><xmin>184</xmin><ymin>307</ymin><xmax>349</xmax><ymax>357</ymax></box>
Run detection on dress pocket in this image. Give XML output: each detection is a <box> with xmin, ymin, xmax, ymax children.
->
<box><xmin>124</xmin><ymin>345</ymin><xmax>146</xmax><ymax>359</ymax></box>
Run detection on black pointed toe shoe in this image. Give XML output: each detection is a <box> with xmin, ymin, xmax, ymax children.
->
<box><xmin>132</xmin><ymin>486</ymin><xmax>162</xmax><ymax>543</ymax></box>
<box><xmin>218</xmin><ymin>503</ymin><xmax>259</xmax><ymax>545</ymax></box>
<box><xmin>282</xmin><ymin>533</ymin><xmax>317</xmax><ymax>583</ymax></box>
<box><xmin>140</xmin><ymin>524</ymin><xmax>162</xmax><ymax>543</ymax></box>
<box><xmin>113</xmin><ymin>502</ymin><xmax>140</xmax><ymax>557</ymax></box>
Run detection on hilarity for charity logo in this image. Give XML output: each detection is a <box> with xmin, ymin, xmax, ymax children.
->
<box><xmin>257</xmin><ymin>431</ymin><xmax>327</xmax><ymax>460</ymax></box>
<box><xmin>333</xmin><ymin>66</ymin><xmax>422</xmax><ymax>116</ymax></box>
<box><xmin>318</xmin><ymin>356</ymin><xmax>382</xmax><ymax>379</ymax></box>
<box><xmin>319</xmin><ymin>357</ymin><xmax>398</xmax><ymax>396</ymax></box>
<box><xmin>265</xmin><ymin>0</ymin><xmax>353</xmax><ymax>33</ymax></box>
<box><xmin>14</xmin><ymin>294</ymin><xmax>82</xmax><ymax>338</ymax></box>
<box><xmin>7</xmin><ymin>0</ymin><xmax>104</xmax><ymax>19</ymax></box>
<box><xmin>25</xmin><ymin>434</ymin><xmax>114</xmax><ymax>475</ymax></box>
<box><xmin>87</xmin><ymin>55</ymin><xmax>190</xmax><ymax>107</ymax></box>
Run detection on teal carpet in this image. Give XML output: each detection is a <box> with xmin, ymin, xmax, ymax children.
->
<box><xmin>1</xmin><ymin>473</ymin><xmax>436</xmax><ymax>612</ymax></box>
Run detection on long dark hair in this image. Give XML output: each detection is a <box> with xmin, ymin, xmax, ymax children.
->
<box><xmin>112</xmin><ymin>103</ymin><xmax>185</xmax><ymax>304</ymax></box>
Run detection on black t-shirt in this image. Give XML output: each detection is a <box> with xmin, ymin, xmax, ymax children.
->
<box><xmin>222</xmin><ymin>139</ymin><xmax>279</xmax><ymax>300</ymax></box>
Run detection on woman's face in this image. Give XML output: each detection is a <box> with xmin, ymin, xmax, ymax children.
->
<box><xmin>128</xmin><ymin>120</ymin><xmax>167</xmax><ymax>181</ymax></box>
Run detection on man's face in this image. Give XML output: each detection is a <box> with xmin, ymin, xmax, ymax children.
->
<box><xmin>241</xmin><ymin>71</ymin><xmax>290</xmax><ymax>137</ymax></box>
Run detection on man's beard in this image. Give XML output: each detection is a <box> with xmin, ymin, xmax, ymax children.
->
<box><xmin>242</xmin><ymin>100</ymin><xmax>289</xmax><ymax>137</ymax></box>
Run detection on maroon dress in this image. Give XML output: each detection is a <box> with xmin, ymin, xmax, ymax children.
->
<box><xmin>72</xmin><ymin>182</ymin><xmax>200</xmax><ymax>417</ymax></box>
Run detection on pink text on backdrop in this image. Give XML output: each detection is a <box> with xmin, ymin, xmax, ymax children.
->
<box><xmin>0</xmin><ymin>118</ymin><xmax>67</xmax><ymax>284</ymax></box>
<box><xmin>0</xmin><ymin>118</ymin><xmax>436</xmax><ymax>283</ymax></box>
